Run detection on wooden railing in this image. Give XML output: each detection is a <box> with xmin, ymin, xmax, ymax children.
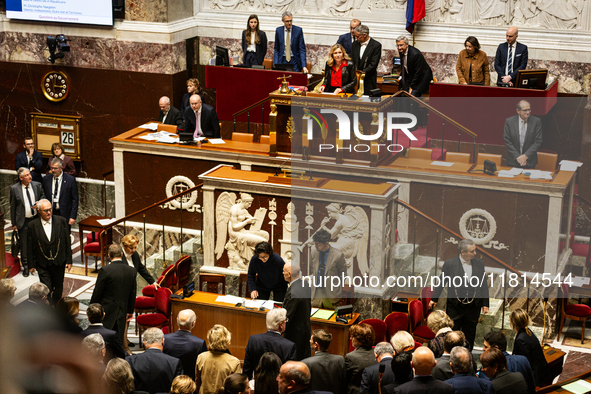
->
<box><xmin>232</xmin><ymin>96</ymin><xmax>272</xmax><ymax>135</ymax></box>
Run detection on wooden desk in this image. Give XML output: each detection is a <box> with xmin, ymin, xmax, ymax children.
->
<box><xmin>544</xmin><ymin>346</ymin><xmax>566</xmax><ymax>382</ymax></box>
<box><xmin>391</xmin><ymin>291</ymin><xmax>419</xmax><ymax>313</ymax></box>
<box><xmin>77</xmin><ymin>215</ymin><xmax>110</xmax><ymax>270</ymax></box>
<box><xmin>391</xmin><ymin>157</ymin><xmax>474</xmax><ymax>173</ymax></box>
<box><xmin>171</xmin><ymin>291</ymin><xmax>360</xmax><ymax>360</ymax></box>
<box><xmin>537</xmin><ymin>368</ymin><xmax>589</xmax><ymax>394</ymax></box>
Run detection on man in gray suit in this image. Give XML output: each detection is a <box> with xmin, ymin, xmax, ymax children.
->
<box><xmin>504</xmin><ymin>100</ymin><xmax>542</xmax><ymax>168</ymax></box>
<box><xmin>310</xmin><ymin>229</ymin><xmax>347</xmax><ymax>308</ymax></box>
<box><xmin>302</xmin><ymin>329</ymin><xmax>346</xmax><ymax>394</ymax></box>
<box><xmin>10</xmin><ymin>168</ymin><xmax>44</xmax><ymax>276</ymax></box>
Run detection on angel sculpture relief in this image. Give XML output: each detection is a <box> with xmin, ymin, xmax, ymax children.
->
<box><xmin>215</xmin><ymin>192</ymin><xmax>269</xmax><ymax>270</ymax></box>
<box><xmin>320</xmin><ymin>203</ymin><xmax>370</xmax><ymax>276</ymax></box>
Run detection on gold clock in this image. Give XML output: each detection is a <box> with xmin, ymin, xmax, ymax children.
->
<box><xmin>41</xmin><ymin>71</ymin><xmax>69</xmax><ymax>102</ymax></box>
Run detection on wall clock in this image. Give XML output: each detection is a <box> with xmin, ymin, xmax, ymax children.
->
<box><xmin>41</xmin><ymin>71</ymin><xmax>69</xmax><ymax>102</ymax></box>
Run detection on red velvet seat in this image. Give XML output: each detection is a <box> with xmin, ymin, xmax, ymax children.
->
<box><xmin>420</xmin><ymin>287</ymin><xmax>434</xmax><ymax>319</ymax></box>
<box><xmin>136</xmin><ymin>287</ymin><xmax>172</xmax><ymax>345</ymax></box>
<box><xmin>83</xmin><ymin>231</ymin><xmax>108</xmax><ymax>276</ymax></box>
<box><xmin>359</xmin><ymin>318</ymin><xmax>387</xmax><ymax>345</ymax></box>
<box><xmin>175</xmin><ymin>255</ymin><xmax>192</xmax><ymax>290</ymax></box>
<box><xmin>558</xmin><ymin>283</ymin><xmax>591</xmax><ymax>344</ymax></box>
<box><xmin>384</xmin><ymin>312</ymin><xmax>409</xmax><ymax>342</ymax></box>
<box><xmin>409</xmin><ymin>300</ymin><xmax>435</xmax><ymax>343</ymax></box>
<box><xmin>133</xmin><ymin>264</ymin><xmax>176</xmax><ymax>334</ymax></box>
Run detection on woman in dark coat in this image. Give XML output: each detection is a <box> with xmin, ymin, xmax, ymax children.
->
<box><xmin>319</xmin><ymin>43</ymin><xmax>357</xmax><ymax>94</ymax></box>
<box><xmin>241</xmin><ymin>14</ymin><xmax>267</xmax><ymax>68</ymax></box>
<box><xmin>345</xmin><ymin>323</ymin><xmax>376</xmax><ymax>394</ymax></box>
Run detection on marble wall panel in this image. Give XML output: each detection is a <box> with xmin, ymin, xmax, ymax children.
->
<box><xmin>125</xmin><ymin>0</ymin><xmax>168</xmax><ymax>23</ymax></box>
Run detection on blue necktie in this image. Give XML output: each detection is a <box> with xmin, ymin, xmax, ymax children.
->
<box><xmin>508</xmin><ymin>45</ymin><xmax>513</xmax><ymax>75</ymax></box>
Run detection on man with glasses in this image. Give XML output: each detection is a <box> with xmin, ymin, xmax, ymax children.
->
<box><xmin>15</xmin><ymin>137</ymin><xmax>43</xmax><ymax>182</ymax></box>
<box><xmin>504</xmin><ymin>100</ymin><xmax>542</xmax><ymax>168</ymax></box>
<box><xmin>42</xmin><ymin>157</ymin><xmax>78</xmax><ymax>231</ymax></box>
<box><xmin>27</xmin><ymin>199</ymin><xmax>72</xmax><ymax>305</ymax></box>
<box><xmin>337</xmin><ymin>19</ymin><xmax>361</xmax><ymax>55</ymax></box>
<box><xmin>273</xmin><ymin>12</ymin><xmax>308</xmax><ymax>73</ymax></box>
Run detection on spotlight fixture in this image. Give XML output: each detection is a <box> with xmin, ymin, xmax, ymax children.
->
<box><xmin>47</xmin><ymin>34</ymin><xmax>70</xmax><ymax>64</ymax></box>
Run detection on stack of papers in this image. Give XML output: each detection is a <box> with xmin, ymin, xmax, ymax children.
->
<box><xmin>96</xmin><ymin>218</ymin><xmax>117</xmax><ymax>226</ymax></box>
<box><xmin>139</xmin><ymin>122</ymin><xmax>159</xmax><ymax>131</ymax></box>
<box><xmin>138</xmin><ymin>130</ymin><xmax>179</xmax><ymax>144</ymax></box>
<box><xmin>216</xmin><ymin>295</ymin><xmax>245</xmax><ymax>305</ymax></box>
<box><xmin>497</xmin><ymin>170</ymin><xmax>515</xmax><ymax>178</ymax></box>
<box><xmin>560</xmin><ymin>160</ymin><xmax>583</xmax><ymax>172</ymax></box>
<box><xmin>430</xmin><ymin>161</ymin><xmax>454</xmax><ymax>167</ymax></box>
<box><xmin>208</xmin><ymin>138</ymin><xmax>226</xmax><ymax>145</ymax></box>
<box><xmin>571</xmin><ymin>276</ymin><xmax>591</xmax><ymax>287</ymax></box>
<box><xmin>527</xmin><ymin>170</ymin><xmax>553</xmax><ymax>180</ymax></box>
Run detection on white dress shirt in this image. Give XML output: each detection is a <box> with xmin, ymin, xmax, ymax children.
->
<box><xmin>359</xmin><ymin>37</ymin><xmax>371</xmax><ymax>59</ymax></box>
<box><xmin>42</xmin><ymin>217</ymin><xmax>52</xmax><ymax>240</ymax></box>
<box><xmin>21</xmin><ymin>183</ymin><xmax>35</xmax><ymax>218</ymax></box>
<box><xmin>51</xmin><ymin>174</ymin><xmax>63</xmax><ymax>210</ymax></box>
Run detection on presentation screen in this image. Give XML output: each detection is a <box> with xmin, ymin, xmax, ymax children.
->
<box><xmin>6</xmin><ymin>0</ymin><xmax>114</xmax><ymax>26</ymax></box>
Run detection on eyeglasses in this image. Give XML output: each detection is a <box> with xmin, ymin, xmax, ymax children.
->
<box><xmin>519</xmin><ymin>109</ymin><xmax>531</xmax><ymax>112</ymax></box>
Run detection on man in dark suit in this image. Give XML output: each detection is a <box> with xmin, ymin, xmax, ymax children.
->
<box><xmin>396</xmin><ymin>36</ymin><xmax>433</xmax><ymax>97</ymax></box>
<box><xmin>42</xmin><ymin>157</ymin><xmax>78</xmax><ymax>230</ymax></box>
<box><xmin>360</xmin><ymin>342</ymin><xmax>395</xmax><ymax>394</ymax></box>
<box><xmin>337</xmin><ymin>19</ymin><xmax>361</xmax><ymax>55</ymax></box>
<box><xmin>432</xmin><ymin>331</ymin><xmax>472</xmax><ymax>381</ymax></box>
<box><xmin>10</xmin><ymin>167</ymin><xmax>44</xmax><ymax>276</ymax></box>
<box><xmin>126</xmin><ymin>327</ymin><xmax>183</xmax><ymax>394</ymax></box>
<box><xmin>90</xmin><ymin>244</ymin><xmax>137</xmax><ymax>344</ymax></box>
<box><xmin>504</xmin><ymin>100</ymin><xmax>542</xmax><ymax>168</ymax></box>
<box><xmin>429</xmin><ymin>239</ymin><xmax>489</xmax><ymax>351</ymax></box>
<box><xmin>351</xmin><ymin>24</ymin><xmax>381</xmax><ymax>93</ymax></box>
<box><xmin>283</xmin><ymin>261</ymin><xmax>311</xmax><ymax>361</ymax></box>
<box><xmin>494</xmin><ymin>26</ymin><xmax>528</xmax><ymax>86</ymax></box>
<box><xmin>183</xmin><ymin>94</ymin><xmax>221</xmax><ymax>139</ymax></box>
<box><xmin>27</xmin><ymin>199</ymin><xmax>72</xmax><ymax>305</ymax></box>
<box><xmin>15</xmin><ymin>137</ymin><xmax>43</xmax><ymax>183</ymax></box>
<box><xmin>480</xmin><ymin>349</ymin><xmax>528</xmax><ymax>394</ymax></box>
<box><xmin>393</xmin><ymin>347</ymin><xmax>454</xmax><ymax>394</ymax></box>
<box><xmin>243</xmin><ymin>307</ymin><xmax>297</xmax><ymax>379</ymax></box>
<box><xmin>157</xmin><ymin>96</ymin><xmax>184</xmax><ymax>128</ymax></box>
<box><xmin>302</xmin><ymin>329</ymin><xmax>346</xmax><ymax>394</ymax></box>
<box><xmin>81</xmin><ymin>303</ymin><xmax>127</xmax><ymax>361</ymax></box>
<box><xmin>274</xmin><ymin>11</ymin><xmax>308</xmax><ymax>73</ymax></box>
<box><xmin>278</xmin><ymin>361</ymin><xmax>333</xmax><ymax>394</ymax></box>
<box><xmin>445</xmin><ymin>346</ymin><xmax>494</xmax><ymax>394</ymax></box>
<box><xmin>163</xmin><ymin>309</ymin><xmax>207</xmax><ymax>380</ymax></box>
<box><xmin>482</xmin><ymin>330</ymin><xmax>535</xmax><ymax>394</ymax></box>
<box><xmin>310</xmin><ymin>229</ymin><xmax>347</xmax><ymax>308</ymax></box>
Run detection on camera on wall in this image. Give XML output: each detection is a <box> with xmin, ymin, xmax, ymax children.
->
<box><xmin>47</xmin><ymin>34</ymin><xmax>70</xmax><ymax>64</ymax></box>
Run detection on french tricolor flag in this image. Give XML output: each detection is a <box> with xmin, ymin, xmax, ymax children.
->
<box><xmin>405</xmin><ymin>0</ymin><xmax>426</xmax><ymax>33</ymax></box>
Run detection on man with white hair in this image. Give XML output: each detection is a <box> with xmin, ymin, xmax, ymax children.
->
<box><xmin>360</xmin><ymin>342</ymin><xmax>395</xmax><ymax>394</ymax></box>
<box><xmin>243</xmin><ymin>307</ymin><xmax>297</xmax><ymax>379</ymax></box>
<box><xmin>445</xmin><ymin>346</ymin><xmax>494</xmax><ymax>394</ymax></box>
<box><xmin>126</xmin><ymin>327</ymin><xmax>183</xmax><ymax>394</ymax></box>
<box><xmin>157</xmin><ymin>96</ymin><xmax>183</xmax><ymax>128</ymax></box>
<box><xmin>163</xmin><ymin>309</ymin><xmax>207</xmax><ymax>380</ymax></box>
<box><xmin>81</xmin><ymin>333</ymin><xmax>107</xmax><ymax>369</ymax></box>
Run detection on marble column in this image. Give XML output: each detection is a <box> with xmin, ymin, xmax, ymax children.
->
<box><xmin>113</xmin><ymin>148</ymin><xmax>126</xmax><ymax>218</ymax></box>
<box><xmin>545</xmin><ymin>195</ymin><xmax>563</xmax><ymax>275</ymax></box>
<box><xmin>397</xmin><ymin>180</ymin><xmax>410</xmax><ymax>243</ymax></box>
<box><xmin>202</xmin><ymin>185</ymin><xmax>216</xmax><ymax>267</ymax></box>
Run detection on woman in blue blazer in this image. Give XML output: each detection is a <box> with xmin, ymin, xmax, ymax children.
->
<box><xmin>242</xmin><ymin>15</ymin><xmax>268</xmax><ymax>67</ymax></box>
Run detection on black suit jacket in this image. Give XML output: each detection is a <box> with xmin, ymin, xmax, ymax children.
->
<box><xmin>513</xmin><ymin>330</ymin><xmax>551</xmax><ymax>387</ymax></box>
<box><xmin>283</xmin><ymin>278</ymin><xmax>312</xmax><ymax>361</ymax></box>
<box><xmin>183</xmin><ymin>104</ymin><xmax>221</xmax><ymax>138</ymax></box>
<box><xmin>90</xmin><ymin>260</ymin><xmax>137</xmax><ymax>335</ymax></box>
<box><xmin>393</xmin><ymin>376</ymin><xmax>455</xmax><ymax>394</ymax></box>
<box><xmin>27</xmin><ymin>215</ymin><xmax>72</xmax><ymax>269</ymax></box>
<box><xmin>10</xmin><ymin>181</ymin><xmax>44</xmax><ymax>229</ymax></box>
<box><xmin>322</xmin><ymin>61</ymin><xmax>357</xmax><ymax>94</ymax></box>
<box><xmin>490</xmin><ymin>370</ymin><xmax>528</xmax><ymax>394</ymax></box>
<box><xmin>302</xmin><ymin>351</ymin><xmax>346</xmax><ymax>394</ymax></box>
<box><xmin>123</xmin><ymin>251</ymin><xmax>155</xmax><ymax>284</ymax></box>
<box><xmin>243</xmin><ymin>330</ymin><xmax>297</xmax><ymax>379</ymax></box>
<box><xmin>15</xmin><ymin>150</ymin><xmax>43</xmax><ymax>182</ymax></box>
<box><xmin>42</xmin><ymin>172</ymin><xmax>78</xmax><ymax>221</ymax></box>
<box><xmin>494</xmin><ymin>42</ymin><xmax>528</xmax><ymax>84</ymax></box>
<box><xmin>81</xmin><ymin>324</ymin><xmax>127</xmax><ymax>360</ymax></box>
<box><xmin>346</xmin><ymin>346</ymin><xmax>377</xmax><ymax>394</ymax></box>
<box><xmin>126</xmin><ymin>348</ymin><xmax>183</xmax><ymax>394</ymax></box>
<box><xmin>163</xmin><ymin>329</ymin><xmax>208</xmax><ymax>380</ymax></box>
<box><xmin>351</xmin><ymin>38</ymin><xmax>382</xmax><ymax>92</ymax></box>
<box><xmin>242</xmin><ymin>30</ymin><xmax>268</xmax><ymax>65</ymax></box>
<box><xmin>180</xmin><ymin>93</ymin><xmax>204</xmax><ymax>120</ymax></box>
<box><xmin>157</xmin><ymin>105</ymin><xmax>184</xmax><ymax>128</ymax></box>
<box><xmin>503</xmin><ymin>115</ymin><xmax>542</xmax><ymax>168</ymax></box>
<box><xmin>337</xmin><ymin>32</ymin><xmax>354</xmax><ymax>55</ymax></box>
<box><xmin>360</xmin><ymin>357</ymin><xmax>395</xmax><ymax>394</ymax></box>
<box><xmin>400</xmin><ymin>46</ymin><xmax>433</xmax><ymax>96</ymax></box>
<box><xmin>431</xmin><ymin>256</ymin><xmax>489</xmax><ymax>314</ymax></box>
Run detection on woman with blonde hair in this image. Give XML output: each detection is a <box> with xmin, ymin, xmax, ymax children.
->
<box><xmin>102</xmin><ymin>357</ymin><xmax>145</xmax><ymax>394</ymax></box>
<box><xmin>319</xmin><ymin>43</ymin><xmax>357</xmax><ymax>94</ymax></box>
<box><xmin>241</xmin><ymin>15</ymin><xmax>268</xmax><ymax>67</ymax></box>
<box><xmin>510</xmin><ymin>308</ymin><xmax>551</xmax><ymax>387</ymax></box>
<box><xmin>169</xmin><ymin>375</ymin><xmax>197</xmax><ymax>394</ymax></box>
<box><xmin>196</xmin><ymin>324</ymin><xmax>241</xmax><ymax>394</ymax></box>
<box><xmin>181</xmin><ymin>78</ymin><xmax>203</xmax><ymax>116</ymax></box>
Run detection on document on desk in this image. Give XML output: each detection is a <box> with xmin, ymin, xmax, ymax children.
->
<box><xmin>310</xmin><ymin>308</ymin><xmax>319</xmax><ymax>317</ymax></box>
<box><xmin>430</xmin><ymin>161</ymin><xmax>454</xmax><ymax>167</ymax></box>
<box><xmin>571</xmin><ymin>276</ymin><xmax>591</xmax><ymax>287</ymax></box>
<box><xmin>208</xmin><ymin>138</ymin><xmax>226</xmax><ymax>144</ymax></box>
<box><xmin>261</xmin><ymin>300</ymin><xmax>276</xmax><ymax>309</ymax></box>
<box><xmin>497</xmin><ymin>170</ymin><xmax>515</xmax><ymax>178</ymax></box>
<box><xmin>96</xmin><ymin>218</ymin><xmax>117</xmax><ymax>226</ymax></box>
<box><xmin>244</xmin><ymin>299</ymin><xmax>266</xmax><ymax>308</ymax></box>
<box><xmin>563</xmin><ymin>379</ymin><xmax>591</xmax><ymax>394</ymax></box>
<box><xmin>507</xmin><ymin>168</ymin><xmax>524</xmax><ymax>175</ymax></box>
<box><xmin>312</xmin><ymin>309</ymin><xmax>335</xmax><ymax>320</ymax></box>
<box><xmin>216</xmin><ymin>295</ymin><xmax>245</xmax><ymax>305</ymax></box>
<box><xmin>139</xmin><ymin>123</ymin><xmax>159</xmax><ymax>131</ymax></box>
<box><xmin>528</xmin><ymin>170</ymin><xmax>553</xmax><ymax>180</ymax></box>
<box><xmin>560</xmin><ymin>160</ymin><xmax>583</xmax><ymax>171</ymax></box>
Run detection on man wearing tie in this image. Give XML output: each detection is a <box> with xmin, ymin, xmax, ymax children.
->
<box><xmin>309</xmin><ymin>229</ymin><xmax>346</xmax><ymax>309</ymax></box>
<box><xmin>273</xmin><ymin>12</ymin><xmax>308</xmax><ymax>74</ymax></box>
<box><xmin>15</xmin><ymin>138</ymin><xmax>43</xmax><ymax>183</ymax></box>
<box><xmin>27</xmin><ymin>199</ymin><xmax>72</xmax><ymax>305</ymax></box>
<box><xmin>42</xmin><ymin>157</ymin><xmax>78</xmax><ymax>231</ymax></box>
<box><xmin>494</xmin><ymin>26</ymin><xmax>528</xmax><ymax>86</ymax></box>
<box><xmin>336</xmin><ymin>19</ymin><xmax>361</xmax><ymax>56</ymax></box>
<box><xmin>10</xmin><ymin>168</ymin><xmax>44</xmax><ymax>277</ymax></box>
<box><xmin>396</xmin><ymin>35</ymin><xmax>433</xmax><ymax>97</ymax></box>
<box><xmin>351</xmin><ymin>24</ymin><xmax>382</xmax><ymax>93</ymax></box>
<box><xmin>504</xmin><ymin>100</ymin><xmax>542</xmax><ymax>168</ymax></box>
<box><xmin>183</xmin><ymin>94</ymin><xmax>221</xmax><ymax>139</ymax></box>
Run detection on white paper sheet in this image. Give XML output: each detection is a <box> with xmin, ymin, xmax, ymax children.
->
<box><xmin>310</xmin><ymin>308</ymin><xmax>319</xmax><ymax>317</ymax></box>
<box><xmin>139</xmin><ymin>123</ymin><xmax>159</xmax><ymax>131</ymax></box>
<box><xmin>430</xmin><ymin>161</ymin><xmax>454</xmax><ymax>167</ymax></box>
<box><xmin>208</xmin><ymin>138</ymin><xmax>226</xmax><ymax>144</ymax></box>
<box><xmin>96</xmin><ymin>218</ymin><xmax>117</xmax><ymax>226</ymax></box>
<box><xmin>560</xmin><ymin>160</ymin><xmax>583</xmax><ymax>171</ymax></box>
<box><xmin>216</xmin><ymin>295</ymin><xmax>245</xmax><ymax>305</ymax></box>
<box><xmin>571</xmin><ymin>276</ymin><xmax>591</xmax><ymax>287</ymax></box>
<box><xmin>497</xmin><ymin>171</ymin><xmax>514</xmax><ymax>178</ymax></box>
<box><xmin>507</xmin><ymin>168</ymin><xmax>524</xmax><ymax>175</ymax></box>
<box><xmin>261</xmin><ymin>300</ymin><xmax>276</xmax><ymax>309</ymax></box>
<box><xmin>244</xmin><ymin>299</ymin><xmax>266</xmax><ymax>308</ymax></box>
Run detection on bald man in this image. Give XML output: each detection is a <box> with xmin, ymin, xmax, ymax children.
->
<box><xmin>393</xmin><ymin>347</ymin><xmax>454</xmax><ymax>394</ymax></box>
<box><xmin>183</xmin><ymin>94</ymin><xmax>221</xmax><ymax>138</ymax></box>
<box><xmin>157</xmin><ymin>96</ymin><xmax>184</xmax><ymax>128</ymax></box>
<box><xmin>277</xmin><ymin>361</ymin><xmax>333</xmax><ymax>394</ymax></box>
<box><xmin>163</xmin><ymin>309</ymin><xmax>207</xmax><ymax>380</ymax></box>
<box><xmin>283</xmin><ymin>261</ymin><xmax>311</xmax><ymax>360</ymax></box>
<box><xmin>494</xmin><ymin>27</ymin><xmax>528</xmax><ymax>86</ymax></box>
